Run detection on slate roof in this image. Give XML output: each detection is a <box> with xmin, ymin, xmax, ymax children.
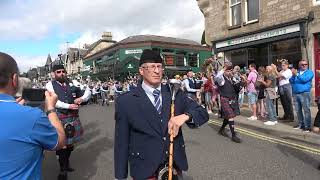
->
<box><xmin>118</xmin><ymin>35</ymin><xmax>200</xmax><ymax>46</ymax></box>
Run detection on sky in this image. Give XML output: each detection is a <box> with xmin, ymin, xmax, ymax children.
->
<box><xmin>0</xmin><ymin>0</ymin><xmax>205</xmax><ymax>72</ymax></box>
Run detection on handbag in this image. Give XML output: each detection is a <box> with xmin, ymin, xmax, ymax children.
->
<box><xmin>265</xmin><ymin>88</ymin><xmax>278</xmax><ymax>100</ymax></box>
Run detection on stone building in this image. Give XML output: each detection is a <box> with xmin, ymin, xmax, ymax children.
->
<box><xmin>198</xmin><ymin>0</ymin><xmax>320</xmax><ymax>96</ymax></box>
<box><xmin>63</xmin><ymin>48</ymin><xmax>87</xmax><ymax>77</ymax></box>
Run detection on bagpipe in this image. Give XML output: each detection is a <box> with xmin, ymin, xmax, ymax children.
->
<box><xmin>201</xmin><ymin>57</ymin><xmax>223</xmax><ymax>77</ymax></box>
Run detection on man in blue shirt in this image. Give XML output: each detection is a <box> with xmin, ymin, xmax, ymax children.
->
<box><xmin>0</xmin><ymin>52</ymin><xmax>66</xmax><ymax>179</ymax></box>
<box><xmin>290</xmin><ymin>59</ymin><xmax>314</xmax><ymax>132</ymax></box>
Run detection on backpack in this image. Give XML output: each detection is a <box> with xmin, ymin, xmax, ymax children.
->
<box><xmin>251</xmin><ymin>71</ymin><xmax>260</xmax><ymax>90</ymax></box>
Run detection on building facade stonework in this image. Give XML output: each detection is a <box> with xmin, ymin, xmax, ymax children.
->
<box><xmin>198</xmin><ymin>0</ymin><xmax>320</xmax><ymax>45</ymax></box>
<box><xmin>198</xmin><ymin>0</ymin><xmax>320</xmax><ymax>97</ymax></box>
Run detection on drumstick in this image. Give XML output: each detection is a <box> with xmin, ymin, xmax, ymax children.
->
<box><xmin>168</xmin><ymin>101</ymin><xmax>175</xmax><ymax>180</ymax></box>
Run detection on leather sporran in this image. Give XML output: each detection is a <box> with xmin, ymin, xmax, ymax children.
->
<box><xmin>157</xmin><ymin>165</ymin><xmax>179</xmax><ymax>180</ymax></box>
<box><xmin>64</xmin><ymin>123</ymin><xmax>76</xmax><ymax>138</ymax></box>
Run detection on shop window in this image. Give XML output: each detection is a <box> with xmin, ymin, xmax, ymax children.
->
<box><xmin>245</xmin><ymin>0</ymin><xmax>259</xmax><ymax>23</ymax></box>
<box><xmin>176</xmin><ymin>54</ymin><xmax>185</xmax><ymax>66</ymax></box>
<box><xmin>225</xmin><ymin>49</ymin><xmax>247</xmax><ymax>68</ymax></box>
<box><xmin>313</xmin><ymin>0</ymin><xmax>320</xmax><ymax>6</ymax></box>
<box><xmin>164</xmin><ymin>54</ymin><xmax>174</xmax><ymax>66</ymax></box>
<box><xmin>270</xmin><ymin>38</ymin><xmax>302</xmax><ymax>68</ymax></box>
<box><xmin>188</xmin><ymin>53</ymin><xmax>199</xmax><ymax>67</ymax></box>
<box><xmin>229</xmin><ymin>0</ymin><xmax>242</xmax><ymax>26</ymax></box>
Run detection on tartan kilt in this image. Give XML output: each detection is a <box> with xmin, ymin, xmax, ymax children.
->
<box><xmin>220</xmin><ymin>96</ymin><xmax>240</xmax><ymax>119</ymax></box>
<box><xmin>57</xmin><ymin>111</ymin><xmax>84</xmax><ymax>145</ymax></box>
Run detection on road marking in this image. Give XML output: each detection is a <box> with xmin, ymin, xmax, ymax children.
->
<box><xmin>208</xmin><ymin>120</ymin><xmax>320</xmax><ymax>156</ymax></box>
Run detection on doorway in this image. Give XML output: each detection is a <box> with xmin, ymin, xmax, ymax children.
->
<box><xmin>314</xmin><ymin>34</ymin><xmax>320</xmax><ymax>98</ymax></box>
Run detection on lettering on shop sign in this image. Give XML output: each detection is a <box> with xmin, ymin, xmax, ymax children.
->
<box><xmin>216</xmin><ymin>24</ymin><xmax>300</xmax><ymax>49</ymax></box>
<box><xmin>125</xmin><ymin>49</ymin><xmax>143</xmax><ymax>55</ymax></box>
<box><xmin>83</xmin><ymin>65</ymin><xmax>91</xmax><ymax>71</ymax></box>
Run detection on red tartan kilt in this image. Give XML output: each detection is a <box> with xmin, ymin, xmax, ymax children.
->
<box><xmin>57</xmin><ymin>112</ymin><xmax>83</xmax><ymax>145</ymax></box>
<box><xmin>220</xmin><ymin>96</ymin><xmax>239</xmax><ymax>119</ymax></box>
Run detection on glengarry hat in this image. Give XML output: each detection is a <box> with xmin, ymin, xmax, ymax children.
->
<box><xmin>139</xmin><ymin>49</ymin><xmax>163</xmax><ymax>66</ymax></box>
<box><xmin>52</xmin><ymin>64</ymin><xmax>65</xmax><ymax>72</ymax></box>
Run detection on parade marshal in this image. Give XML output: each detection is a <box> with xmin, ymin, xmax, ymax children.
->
<box><xmin>114</xmin><ymin>49</ymin><xmax>209</xmax><ymax>180</ymax></box>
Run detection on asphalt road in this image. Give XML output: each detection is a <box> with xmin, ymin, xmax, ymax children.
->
<box><xmin>42</xmin><ymin>104</ymin><xmax>320</xmax><ymax>180</ymax></box>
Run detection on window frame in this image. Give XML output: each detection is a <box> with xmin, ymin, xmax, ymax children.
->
<box><xmin>314</xmin><ymin>0</ymin><xmax>320</xmax><ymax>6</ymax></box>
<box><xmin>244</xmin><ymin>0</ymin><xmax>259</xmax><ymax>24</ymax></box>
<box><xmin>229</xmin><ymin>0</ymin><xmax>242</xmax><ymax>27</ymax></box>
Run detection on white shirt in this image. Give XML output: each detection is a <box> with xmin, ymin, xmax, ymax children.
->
<box><xmin>46</xmin><ymin>81</ymin><xmax>91</xmax><ymax>109</ymax></box>
<box><xmin>279</xmin><ymin>69</ymin><xmax>292</xmax><ymax>86</ymax></box>
<box><xmin>141</xmin><ymin>81</ymin><xmax>162</xmax><ymax>107</ymax></box>
<box><xmin>182</xmin><ymin>78</ymin><xmax>198</xmax><ymax>93</ymax></box>
<box><xmin>299</xmin><ymin>70</ymin><xmax>306</xmax><ymax>76</ymax></box>
<box><xmin>214</xmin><ymin>70</ymin><xmax>226</xmax><ymax>86</ymax></box>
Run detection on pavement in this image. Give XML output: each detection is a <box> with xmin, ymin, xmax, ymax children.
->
<box><xmin>41</xmin><ymin>104</ymin><xmax>320</xmax><ymax>180</ymax></box>
<box><xmin>214</xmin><ymin>104</ymin><xmax>320</xmax><ymax>147</ymax></box>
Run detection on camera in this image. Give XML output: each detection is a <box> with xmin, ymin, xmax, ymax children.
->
<box><xmin>22</xmin><ymin>88</ymin><xmax>46</xmax><ymax>108</ymax></box>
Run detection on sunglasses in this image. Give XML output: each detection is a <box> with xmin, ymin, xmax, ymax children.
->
<box><xmin>55</xmin><ymin>70</ymin><xmax>66</xmax><ymax>74</ymax></box>
<box><xmin>300</xmin><ymin>64</ymin><xmax>308</xmax><ymax>67</ymax></box>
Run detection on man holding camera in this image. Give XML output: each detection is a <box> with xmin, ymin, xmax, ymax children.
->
<box><xmin>46</xmin><ymin>64</ymin><xmax>89</xmax><ymax>180</ymax></box>
<box><xmin>0</xmin><ymin>52</ymin><xmax>66</xmax><ymax>179</ymax></box>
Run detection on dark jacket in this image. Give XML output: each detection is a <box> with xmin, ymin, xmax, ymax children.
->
<box><xmin>114</xmin><ymin>84</ymin><xmax>209</xmax><ymax>180</ymax></box>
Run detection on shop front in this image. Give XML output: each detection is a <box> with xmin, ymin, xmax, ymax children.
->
<box><xmin>213</xmin><ymin>21</ymin><xmax>306</xmax><ymax>69</ymax></box>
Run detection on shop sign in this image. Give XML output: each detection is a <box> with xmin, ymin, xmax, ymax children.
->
<box><xmin>127</xmin><ymin>64</ymin><xmax>134</xmax><ymax>69</ymax></box>
<box><xmin>83</xmin><ymin>65</ymin><xmax>91</xmax><ymax>71</ymax></box>
<box><xmin>216</xmin><ymin>24</ymin><xmax>300</xmax><ymax>49</ymax></box>
<box><xmin>125</xmin><ymin>49</ymin><xmax>143</xmax><ymax>54</ymax></box>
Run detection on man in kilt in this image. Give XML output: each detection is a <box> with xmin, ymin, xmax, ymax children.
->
<box><xmin>46</xmin><ymin>65</ymin><xmax>89</xmax><ymax>180</ymax></box>
<box><xmin>214</xmin><ymin>61</ymin><xmax>245</xmax><ymax>143</ymax></box>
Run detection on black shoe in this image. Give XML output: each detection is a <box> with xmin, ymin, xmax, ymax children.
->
<box><xmin>318</xmin><ymin>164</ymin><xmax>320</xmax><ymax>170</ymax></box>
<box><xmin>61</xmin><ymin>167</ymin><xmax>75</xmax><ymax>172</ymax></box>
<box><xmin>304</xmin><ymin>128</ymin><xmax>311</xmax><ymax>132</ymax></box>
<box><xmin>218</xmin><ymin>129</ymin><xmax>229</xmax><ymax>137</ymax></box>
<box><xmin>231</xmin><ymin>136</ymin><xmax>242</xmax><ymax>143</ymax></box>
<box><xmin>57</xmin><ymin>172</ymin><xmax>68</xmax><ymax>180</ymax></box>
<box><xmin>287</xmin><ymin>116</ymin><xmax>294</xmax><ymax>121</ymax></box>
<box><xmin>66</xmin><ymin>167</ymin><xmax>75</xmax><ymax>172</ymax></box>
<box><xmin>278</xmin><ymin>116</ymin><xmax>287</xmax><ymax>120</ymax></box>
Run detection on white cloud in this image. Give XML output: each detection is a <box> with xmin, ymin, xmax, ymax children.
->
<box><xmin>11</xmin><ymin>54</ymin><xmax>48</xmax><ymax>73</ymax></box>
<box><xmin>0</xmin><ymin>0</ymin><xmax>204</xmax><ymax>42</ymax></box>
<box><xmin>1</xmin><ymin>0</ymin><xmax>205</xmax><ymax>71</ymax></box>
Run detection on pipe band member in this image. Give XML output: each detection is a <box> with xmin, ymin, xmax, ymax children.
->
<box><xmin>215</xmin><ymin>61</ymin><xmax>245</xmax><ymax>143</ymax></box>
<box><xmin>114</xmin><ymin>49</ymin><xmax>209</xmax><ymax>180</ymax></box>
<box><xmin>183</xmin><ymin>70</ymin><xmax>200</xmax><ymax>101</ymax></box>
<box><xmin>46</xmin><ymin>65</ymin><xmax>90</xmax><ymax>180</ymax></box>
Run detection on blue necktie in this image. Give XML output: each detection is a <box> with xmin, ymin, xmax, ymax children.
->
<box><xmin>153</xmin><ymin>89</ymin><xmax>161</xmax><ymax>114</ymax></box>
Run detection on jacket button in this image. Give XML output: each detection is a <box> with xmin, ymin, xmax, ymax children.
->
<box><xmin>163</xmin><ymin>137</ymin><xmax>166</xmax><ymax>141</ymax></box>
<box><xmin>131</xmin><ymin>153</ymin><xmax>134</xmax><ymax>155</ymax></box>
<box><xmin>166</xmin><ymin>151</ymin><xmax>168</xmax><ymax>155</ymax></box>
